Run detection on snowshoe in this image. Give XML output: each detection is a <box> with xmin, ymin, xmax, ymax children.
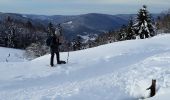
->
<box><xmin>58</xmin><ymin>61</ymin><xmax>66</xmax><ymax>64</ymax></box>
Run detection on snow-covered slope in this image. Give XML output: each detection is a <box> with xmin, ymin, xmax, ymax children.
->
<box><xmin>0</xmin><ymin>34</ymin><xmax>170</xmax><ymax>100</ymax></box>
<box><xmin>0</xmin><ymin>47</ymin><xmax>25</xmax><ymax>62</ymax></box>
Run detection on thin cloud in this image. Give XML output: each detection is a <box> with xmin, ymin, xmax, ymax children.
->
<box><xmin>0</xmin><ymin>0</ymin><xmax>169</xmax><ymax>15</ymax></box>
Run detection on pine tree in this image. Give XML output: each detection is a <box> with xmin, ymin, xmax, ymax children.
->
<box><xmin>118</xmin><ymin>25</ymin><xmax>127</xmax><ymax>41</ymax></box>
<box><xmin>26</xmin><ymin>21</ymin><xmax>33</xmax><ymax>29</ymax></box>
<box><xmin>56</xmin><ymin>24</ymin><xmax>62</xmax><ymax>35</ymax></box>
<box><xmin>47</xmin><ymin>22</ymin><xmax>55</xmax><ymax>36</ymax></box>
<box><xmin>72</xmin><ymin>39</ymin><xmax>77</xmax><ymax>51</ymax></box>
<box><xmin>8</xmin><ymin>26</ymin><xmax>15</xmax><ymax>48</ymax></box>
<box><xmin>75</xmin><ymin>35</ymin><xmax>82</xmax><ymax>50</ymax></box>
<box><xmin>126</xmin><ymin>18</ymin><xmax>135</xmax><ymax>40</ymax></box>
<box><xmin>72</xmin><ymin>36</ymin><xmax>83</xmax><ymax>51</ymax></box>
<box><xmin>134</xmin><ymin>5</ymin><xmax>155</xmax><ymax>39</ymax></box>
<box><xmin>5</xmin><ymin>16</ymin><xmax>15</xmax><ymax>48</ymax></box>
<box><xmin>156</xmin><ymin>10</ymin><xmax>170</xmax><ymax>33</ymax></box>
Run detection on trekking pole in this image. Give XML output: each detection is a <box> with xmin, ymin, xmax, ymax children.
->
<box><xmin>67</xmin><ymin>50</ymin><xmax>69</xmax><ymax>64</ymax></box>
<box><xmin>67</xmin><ymin>42</ymin><xmax>70</xmax><ymax>64</ymax></box>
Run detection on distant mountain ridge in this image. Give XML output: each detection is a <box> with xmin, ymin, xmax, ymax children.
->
<box><xmin>0</xmin><ymin>12</ymin><xmax>160</xmax><ymax>40</ymax></box>
<box><xmin>23</xmin><ymin>13</ymin><xmax>132</xmax><ymax>39</ymax></box>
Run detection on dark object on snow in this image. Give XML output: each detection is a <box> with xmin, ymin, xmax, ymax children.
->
<box><xmin>146</xmin><ymin>79</ymin><xmax>156</xmax><ymax>97</ymax></box>
<box><xmin>58</xmin><ymin>61</ymin><xmax>66</xmax><ymax>64</ymax></box>
<box><xmin>50</xmin><ymin>35</ymin><xmax>61</xmax><ymax>66</ymax></box>
<box><xmin>50</xmin><ymin>35</ymin><xmax>66</xmax><ymax>67</ymax></box>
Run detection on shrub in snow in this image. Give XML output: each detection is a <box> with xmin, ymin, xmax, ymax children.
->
<box><xmin>25</xmin><ymin>42</ymin><xmax>49</xmax><ymax>60</ymax></box>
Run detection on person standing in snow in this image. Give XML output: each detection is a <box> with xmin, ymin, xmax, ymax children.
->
<box><xmin>47</xmin><ymin>23</ymin><xmax>66</xmax><ymax>67</ymax></box>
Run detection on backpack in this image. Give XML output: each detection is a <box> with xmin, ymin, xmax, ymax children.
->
<box><xmin>46</xmin><ymin>36</ymin><xmax>53</xmax><ymax>46</ymax></box>
<box><xmin>55</xmin><ymin>28</ymin><xmax>62</xmax><ymax>37</ymax></box>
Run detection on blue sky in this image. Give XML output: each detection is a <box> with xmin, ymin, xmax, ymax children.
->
<box><xmin>0</xmin><ymin>0</ymin><xmax>169</xmax><ymax>15</ymax></box>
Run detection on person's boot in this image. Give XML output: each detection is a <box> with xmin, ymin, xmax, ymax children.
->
<box><xmin>51</xmin><ymin>64</ymin><xmax>54</xmax><ymax>67</ymax></box>
<box><xmin>58</xmin><ymin>61</ymin><xmax>66</xmax><ymax>64</ymax></box>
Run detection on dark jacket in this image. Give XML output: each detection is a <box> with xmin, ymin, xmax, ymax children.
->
<box><xmin>50</xmin><ymin>36</ymin><xmax>61</xmax><ymax>52</ymax></box>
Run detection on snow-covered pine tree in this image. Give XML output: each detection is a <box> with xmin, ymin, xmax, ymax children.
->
<box><xmin>126</xmin><ymin>18</ymin><xmax>136</xmax><ymax>40</ymax></box>
<box><xmin>134</xmin><ymin>5</ymin><xmax>155</xmax><ymax>39</ymax></box>
<box><xmin>8</xmin><ymin>26</ymin><xmax>15</xmax><ymax>48</ymax></box>
<box><xmin>6</xmin><ymin>16</ymin><xmax>15</xmax><ymax>48</ymax></box>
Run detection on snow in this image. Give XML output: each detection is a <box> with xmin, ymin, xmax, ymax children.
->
<box><xmin>0</xmin><ymin>34</ymin><xmax>170</xmax><ymax>100</ymax></box>
<box><xmin>66</xmin><ymin>21</ymin><xmax>73</xmax><ymax>24</ymax></box>
<box><xmin>63</xmin><ymin>21</ymin><xmax>73</xmax><ymax>25</ymax></box>
<box><xmin>63</xmin><ymin>21</ymin><xmax>75</xmax><ymax>29</ymax></box>
<box><xmin>0</xmin><ymin>47</ymin><xmax>26</xmax><ymax>62</ymax></box>
<box><xmin>22</xmin><ymin>15</ymin><xmax>28</xmax><ymax>18</ymax></box>
<box><xmin>78</xmin><ymin>34</ymin><xmax>97</xmax><ymax>43</ymax></box>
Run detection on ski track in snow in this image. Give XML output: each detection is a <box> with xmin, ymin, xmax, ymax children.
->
<box><xmin>0</xmin><ymin>34</ymin><xmax>170</xmax><ymax>100</ymax></box>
